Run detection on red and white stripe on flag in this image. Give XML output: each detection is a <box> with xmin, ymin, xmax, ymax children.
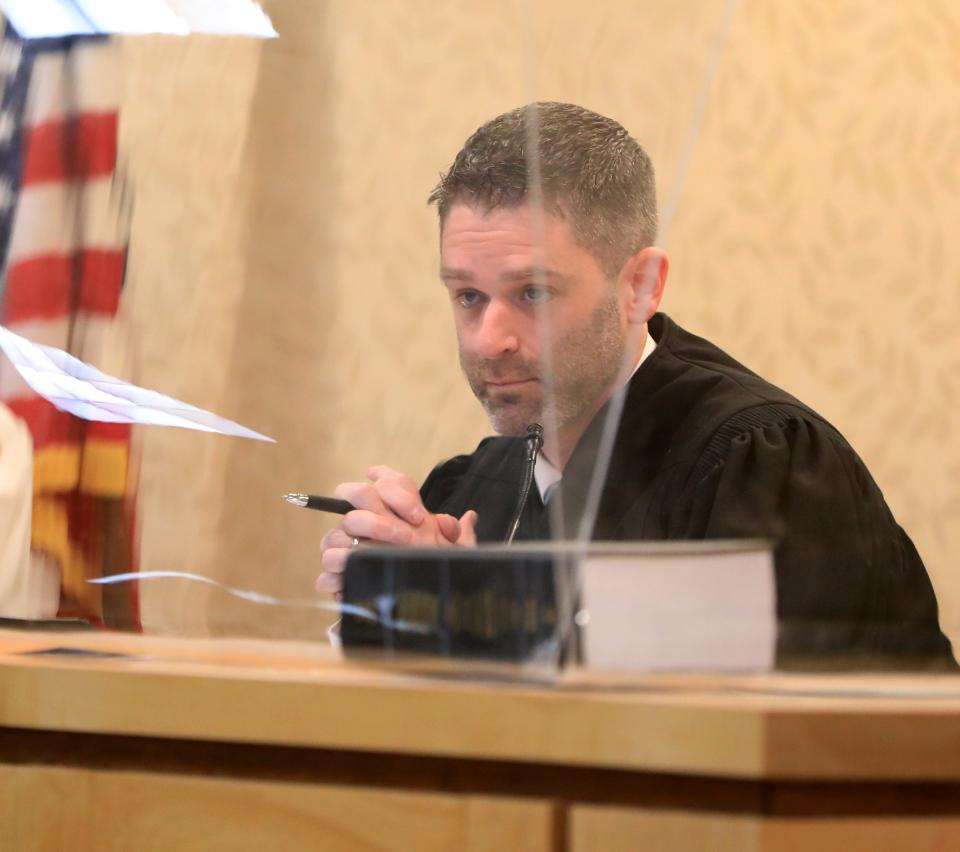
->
<box><xmin>0</xmin><ymin>35</ymin><xmax>138</xmax><ymax>626</ymax></box>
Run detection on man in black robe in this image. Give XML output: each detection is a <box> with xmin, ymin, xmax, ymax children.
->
<box><xmin>318</xmin><ymin>102</ymin><xmax>953</xmax><ymax>667</ymax></box>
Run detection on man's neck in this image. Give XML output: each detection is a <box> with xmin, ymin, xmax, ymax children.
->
<box><xmin>541</xmin><ymin>324</ymin><xmax>655</xmax><ymax>470</ymax></box>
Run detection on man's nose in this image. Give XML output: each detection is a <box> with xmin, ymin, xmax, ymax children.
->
<box><xmin>475</xmin><ymin>301</ymin><xmax>521</xmax><ymax>358</ymax></box>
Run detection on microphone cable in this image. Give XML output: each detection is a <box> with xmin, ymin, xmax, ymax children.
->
<box><xmin>505</xmin><ymin>423</ymin><xmax>544</xmax><ymax>544</ymax></box>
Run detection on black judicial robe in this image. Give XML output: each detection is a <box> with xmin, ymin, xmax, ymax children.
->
<box><xmin>420</xmin><ymin>314</ymin><xmax>955</xmax><ymax>668</ymax></box>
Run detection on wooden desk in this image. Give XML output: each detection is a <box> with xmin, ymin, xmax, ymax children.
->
<box><xmin>2</xmin><ymin>629</ymin><xmax>960</xmax><ymax>851</ymax></box>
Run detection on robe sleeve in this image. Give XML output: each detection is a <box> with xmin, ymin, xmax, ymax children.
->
<box><xmin>419</xmin><ymin>438</ymin><xmax>537</xmax><ymax>543</ymax></box>
<box><xmin>420</xmin><ymin>455</ymin><xmax>469</xmax><ymax>511</ymax></box>
<box><xmin>674</xmin><ymin>406</ymin><xmax>955</xmax><ymax>668</ymax></box>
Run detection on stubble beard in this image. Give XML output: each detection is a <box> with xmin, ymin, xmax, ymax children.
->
<box><xmin>460</xmin><ymin>291</ymin><xmax>628</xmax><ymax>438</ymax></box>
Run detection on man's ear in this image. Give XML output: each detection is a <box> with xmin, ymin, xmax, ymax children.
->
<box><xmin>620</xmin><ymin>247</ymin><xmax>668</xmax><ymax>323</ymax></box>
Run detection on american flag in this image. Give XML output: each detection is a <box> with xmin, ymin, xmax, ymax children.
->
<box><xmin>0</xmin><ymin>20</ymin><xmax>138</xmax><ymax>629</ymax></box>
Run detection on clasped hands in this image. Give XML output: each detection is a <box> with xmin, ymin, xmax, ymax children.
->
<box><xmin>315</xmin><ymin>465</ymin><xmax>478</xmax><ymax>598</ymax></box>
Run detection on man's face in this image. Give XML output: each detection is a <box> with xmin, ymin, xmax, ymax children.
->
<box><xmin>440</xmin><ymin>202</ymin><xmax>631</xmax><ymax>437</ymax></box>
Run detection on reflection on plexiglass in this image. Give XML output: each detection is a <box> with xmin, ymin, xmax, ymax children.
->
<box><xmin>0</xmin><ymin>1</ymin><xmax>955</xmax><ymax>673</ymax></box>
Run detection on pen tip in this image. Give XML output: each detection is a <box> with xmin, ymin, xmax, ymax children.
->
<box><xmin>283</xmin><ymin>493</ymin><xmax>308</xmax><ymax>507</ymax></box>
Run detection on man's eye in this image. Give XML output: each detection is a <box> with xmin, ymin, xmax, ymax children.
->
<box><xmin>522</xmin><ymin>287</ymin><xmax>550</xmax><ymax>304</ymax></box>
<box><xmin>457</xmin><ymin>291</ymin><xmax>482</xmax><ymax>308</ymax></box>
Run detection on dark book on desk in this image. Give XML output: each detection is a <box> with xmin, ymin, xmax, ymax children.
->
<box><xmin>340</xmin><ymin>547</ymin><xmax>575</xmax><ymax>666</ymax></box>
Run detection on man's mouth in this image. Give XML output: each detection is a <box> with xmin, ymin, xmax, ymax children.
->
<box><xmin>485</xmin><ymin>378</ymin><xmax>538</xmax><ymax>389</ymax></box>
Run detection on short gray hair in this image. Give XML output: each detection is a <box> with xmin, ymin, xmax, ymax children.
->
<box><xmin>428</xmin><ymin>102</ymin><xmax>658</xmax><ymax>277</ymax></box>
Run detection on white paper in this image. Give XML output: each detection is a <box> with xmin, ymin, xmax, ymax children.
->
<box><xmin>75</xmin><ymin>0</ymin><xmax>190</xmax><ymax>36</ymax></box>
<box><xmin>0</xmin><ymin>0</ymin><xmax>277</xmax><ymax>39</ymax></box>
<box><xmin>164</xmin><ymin>0</ymin><xmax>277</xmax><ymax>38</ymax></box>
<box><xmin>0</xmin><ymin>324</ymin><xmax>274</xmax><ymax>442</ymax></box>
<box><xmin>0</xmin><ymin>0</ymin><xmax>96</xmax><ymax>38</ymax></box>
<box><xmin>580</xmin><ymin>543</ymin><xmax>776</xmax><ymax>673</ymax></box>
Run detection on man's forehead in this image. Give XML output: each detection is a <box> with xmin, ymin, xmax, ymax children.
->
<box><xmin>436</xmin><ymin>200</ymin><xmax>610</xmax><ymax>289</ymax></box>
<box><xmin>439</xmin><ymin>203</ymin><xmax>577</xmax><ymax>261</ymax></box>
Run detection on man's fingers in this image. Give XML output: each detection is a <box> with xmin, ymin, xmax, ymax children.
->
<box><xmin>317</xmin><ymin>543</ymin><xmax>347</xmax><ymax>594</ymax></box>
<box><xmin>337</xmin><ymin>475</ymin><xmax>424</xmax><ymax>526</ymax></box>
<box><xmin>367</xmin><ymin>465</ymin><xmax>417</xmax><ymax>491</ymax></box>
<box><xmin>376</xmin><ymin>477</ymin><xmax>426</xmax><ymax>525</ymax></box>
<box><xmin>335</xmin><ymin>481</ymin><xmax>385</xmax><ymax>514</ymax></box>
<box><xmin>320</xmin><ymin>466</ymin><xmax>443</xmax><ymax>599</ymax></box>
<box><xmin>367</xmin><ymin>465</ymin><xmax>424</xmax><ymax>522</ymax></box>
<box><xmin>321</xmin><ymin>527</ymin><xmax>355</xmax><ymax>552</ymax></box>
<box><xmin>435</xmin><ymin>513</ymin><xmax>461</xmax><ymax>543</ymax></box>
<box><xmin>320</xmin><ymin>547</ymin><xmax>349</xmax><ymax>573</ymax></box>
<box><xmin>315</xmin><ymin>570</ymin><xmax>344</xmax><ymax>595</ymax></box>
<box><xmin>341</xmin><ymin>509</ymin><xmax>413</xmax><ymax>545</ymax></box>
<box><xmin>457</xmin><ymin>510</ymin><xmax>478</xmax><ymax>547</ymax></box>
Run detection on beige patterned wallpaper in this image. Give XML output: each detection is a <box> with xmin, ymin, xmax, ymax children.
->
<box><xmin>115</xmin><ymin>0</ymin><xmax>960</xmax><ymax>647</ymax></box>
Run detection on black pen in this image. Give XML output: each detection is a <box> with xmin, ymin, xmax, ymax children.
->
<box><xmin>283</xmin><ymin>493</ymin><xmax>355</xmax><ymax>514</ymax></box>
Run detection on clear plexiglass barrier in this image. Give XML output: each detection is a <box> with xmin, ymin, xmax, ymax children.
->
<box><xmin>0</xmin><ymin>0</ymin><xmax>956</xmax><ymax>676</ymax></box>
